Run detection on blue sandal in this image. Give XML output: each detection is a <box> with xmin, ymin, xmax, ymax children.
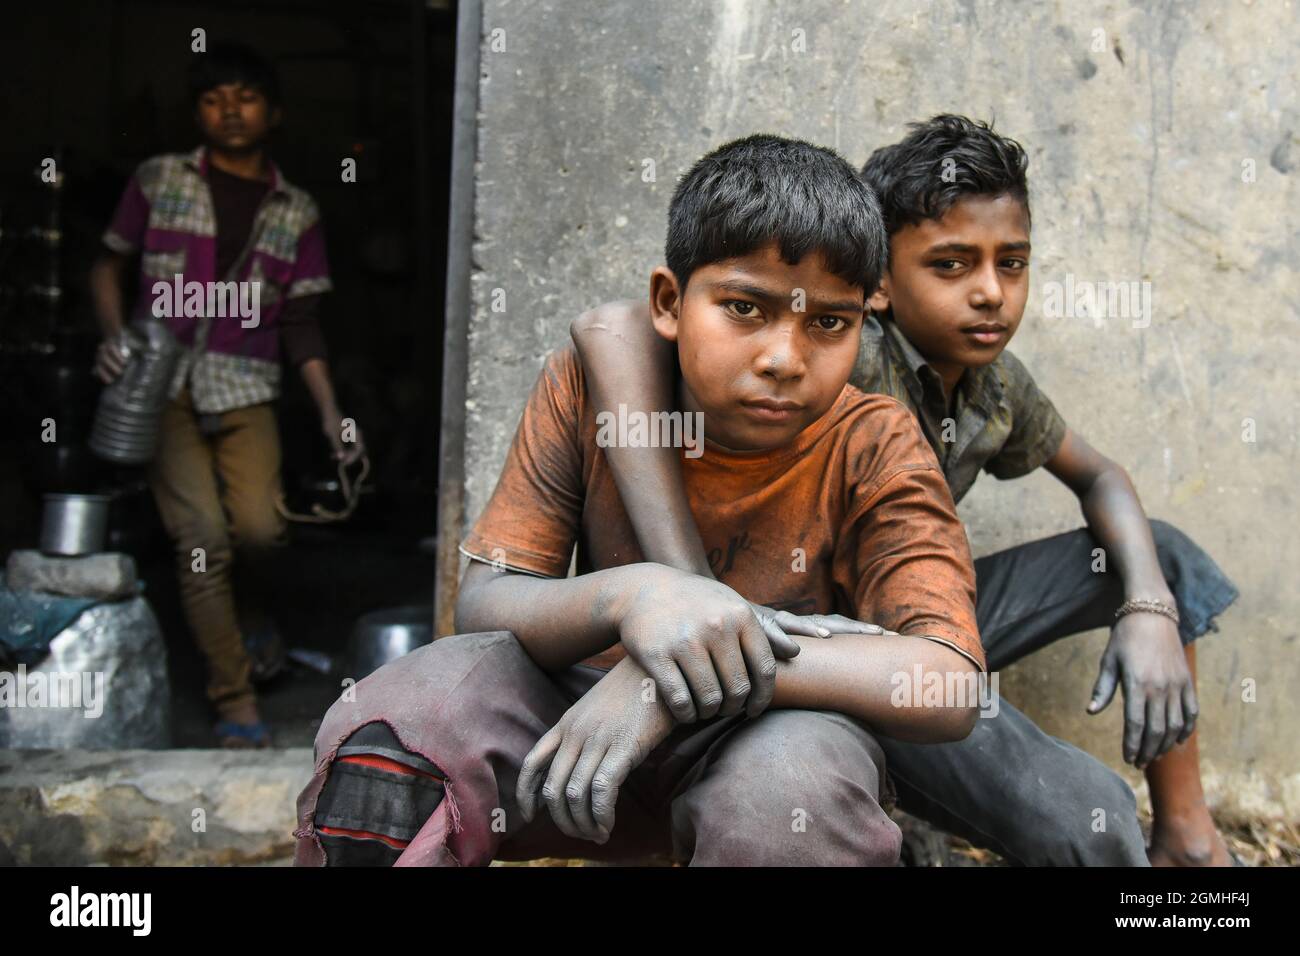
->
<box><xmin>215</xmin><ymin>720</ymin><xmax>272</xmax><ymax>749</ymax></box>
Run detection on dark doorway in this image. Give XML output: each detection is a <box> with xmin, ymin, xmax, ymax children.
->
<box><xmin>0</xmin><ymin>0</ymin><xmax>458</xmax><ymax>746</ymax></box>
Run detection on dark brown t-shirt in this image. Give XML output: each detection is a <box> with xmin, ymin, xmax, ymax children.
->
<box><xmin>461</xmin><ymin>345</ymin><xmax>984</xmax><ymax>672</ymax></box>
<box><xmin>207</xmin><ymin>163</ymin><xmax>327</xmax><ymax>367</ymax></box>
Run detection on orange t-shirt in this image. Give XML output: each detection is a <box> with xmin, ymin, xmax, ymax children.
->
<box><xmin>461</xmin><ymin>345</ymin><xmax>984</xmax><ymax>672</ymax></box>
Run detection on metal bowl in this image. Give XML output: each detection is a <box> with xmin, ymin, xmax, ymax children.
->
<box><xmin>345</xmin><ymin>605</ymin><xmax>433</xmax><ymax>680</ymax></box>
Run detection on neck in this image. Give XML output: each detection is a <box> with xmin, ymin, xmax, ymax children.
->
<box><xmin>206</xmin><ymin>146</ymin><xmax>269</xmax><ymax>182</ymax></box>
<box><xmin>930</xmin><ymin>361</ymin><xmax>966</xmax><ymax>406</ymax></box>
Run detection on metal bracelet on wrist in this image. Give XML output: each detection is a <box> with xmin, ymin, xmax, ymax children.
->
<box><xmin>1114</xmin><ymin>598</ymin><xmax>1180</xmax><ymax>625</ymax></box>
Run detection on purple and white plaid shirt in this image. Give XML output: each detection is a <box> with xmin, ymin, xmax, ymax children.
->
<box><xmin>103</xmin><ymin>146</ymin><xmax>332</xmax><ymax>413</ymax></box>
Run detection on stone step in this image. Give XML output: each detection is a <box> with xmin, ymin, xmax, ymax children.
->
<box><xmin>0</xmin><ymin>747</ymin><xmax>312</xmax><ymax>866</ymax></box>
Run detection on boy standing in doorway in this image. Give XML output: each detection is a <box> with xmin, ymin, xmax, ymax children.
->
<box><xmin>91</xmin><ymin>42</ymin><xmax>363</xmax><ymax>746</ymax></box>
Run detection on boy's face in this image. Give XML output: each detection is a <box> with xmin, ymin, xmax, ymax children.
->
<box><xmin>868</xmin><ymin>193</ymin><xmax>1030</xmax><ymax>372</ymax></box>
<box><xmin>649</xmin><ymin>241</ymin><xmax>865</xmax><ymax>452</ymax></box>
<box><xmin>195</xmin><ymin>82</ymin><xmax>279</xmax><ymax>152</ymax></box>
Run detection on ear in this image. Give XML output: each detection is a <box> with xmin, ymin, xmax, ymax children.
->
<box><xmin>867</xmin><ymin>274</ymin><xmax>891</xmax><ymax>314</ymax></box>
<box><xmin>648</xmin><ymin>266</ymin><xmax>681</xmax><ymax>343</ymax></box>
<box><xmin>268</xmin><ymin>105</ymin><xmax>283</xmax><ymax>129</ymax></box>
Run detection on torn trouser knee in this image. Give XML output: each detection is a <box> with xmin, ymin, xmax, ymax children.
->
<box><xmin>295</xmin><ymin>631</ymin><xmax>579</xmax><ymax>867</ymax></box>
<box><xmin>313</xmin><ymin>722</ymin><xmax>447</xmax><ymax>866</ymax></box>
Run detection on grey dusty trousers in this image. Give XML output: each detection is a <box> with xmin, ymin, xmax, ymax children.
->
<box><xmin>296</xmin><ymin>630</ymin><xmax>901</xmax><ymax>866</ymax></box>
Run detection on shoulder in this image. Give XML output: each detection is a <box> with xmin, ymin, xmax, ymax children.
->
<box><xmin>982</xmin><ymin>346</ymin><xmax>1069</xmax><ymax>476</ymax></box>
<box><xmin>834</xmin><ymin>385</ymin><xmax>941</xmax><ymax>475</ymax></box>
<box><xmin>839</xmin><ymin>383</ymin><xmax>916</xmax><ymax>425</ymax></box>
<box><xmin>826</xmin><ymin>387</ymin><xmax>947</xmax><ymax>518</ymax></box>
<box><xmin>531</xmin><ymin>343</ymin><xmax>588</xmax><ymax>418</ymax></box>
<box><xmin>541</xmin><ymin>341</ymin><xmax>583</xmax><ymax>384</ymax></box>
<box><xmin>988</xmin><ymin>347</ymin><xmax>1066</xmax><ymax>423</ymax></box>
<box><xmin>131</xmin><ymin>152</ymin><xmax>191</xmax><ymax>196</ymax></box>
<box><xmin>991</xmin><ymin>347</ymin><xmax>1042</xmax><ymax>395</ymax></box>
<box><xmin>278</xmin><ymin>181</ymin><xmax>325</xmax><ymax>231</ymax></box>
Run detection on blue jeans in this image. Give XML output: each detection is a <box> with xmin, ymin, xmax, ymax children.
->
<box><xmin>879</xmin><ymin>519</ymin><xmax>1239</xmax><ymax>866</ymax></box>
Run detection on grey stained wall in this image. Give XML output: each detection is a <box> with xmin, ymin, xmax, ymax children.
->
<box><xmin>460</xmin><ymin>0</ymin><xmax>1298</xmax><ymax>819</ymax></box>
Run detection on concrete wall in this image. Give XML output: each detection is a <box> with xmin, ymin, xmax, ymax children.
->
<box><xmin>460</xmin><ymin>0</ymin><xmax>1298</xmax><ymax>818</ymax></box>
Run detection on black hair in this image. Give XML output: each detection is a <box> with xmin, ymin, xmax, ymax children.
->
<box><xmin>860</xmin><ymin>114</ymin><xmax>1030</xmax><ymax>236</ymax></box>
<box><xmin>666</xmin><ymin>134</ymin><xmax>887</xmax><ymax>295</ymax></box>
<box><xmin>188</xmin><ymin>41</ymin><xmax>281</xmax><ymax>108</ymax></box>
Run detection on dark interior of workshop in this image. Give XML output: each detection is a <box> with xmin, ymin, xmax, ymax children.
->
<box><xmin>0</xmin><ymin>0</ymin><xmax>457</xmax><ymax>746</ymax></box>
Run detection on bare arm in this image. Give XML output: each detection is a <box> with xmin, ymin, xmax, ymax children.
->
<box><xmin>89</xmin><ymin>252</ymin><xmax>132</xmax><ymax>383</ymax></box>
<box><xmin>298</xmin><ymin>357</ymin><xmax>339</xmax><ymax>418</ymax></box>
<box><xmin>571</xmin><ymin>300</ymin><xmax>711</xmax><ymax>575</ymax></box>
<box><xmin>1046</xmin><ymin>427</ymin><xmax>1174</xmax><ymax>604</ymax></box>
<box><xmin>460</xmin><ymin>551</ymin><xmax>976</xmax><ymax>741</ymax></box>
<box><xmin>772</xmin><ymin>633</ymin><xmax>978</xmax><ymax>742</ymax></box>
<box><xmin>89</xmin><ymin>251</ymin><xmax>130</xmax><ymax>338</ymax></box>
<box><xmin>454</xmin><ymin>559</ymin><xmax>652</xmax><ymax>670</ymax></box>
<box><xmin>1045</xmin><ymin>427</ymin><xmax>1195</xmax><ymax>766</ymax></box>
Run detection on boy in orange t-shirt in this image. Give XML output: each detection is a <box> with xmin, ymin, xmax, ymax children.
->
<box><xmin>295</xmin><ymin>135</ymin><xmax>983</xmax><ymax>867</ymax></box>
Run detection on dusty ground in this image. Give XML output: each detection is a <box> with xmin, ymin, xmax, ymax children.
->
<box><xmin>493</xmin><ymin>808</ymin><xmax>1298</xmax><ymax>867</ymax></box>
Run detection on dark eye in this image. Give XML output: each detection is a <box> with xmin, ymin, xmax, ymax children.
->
<box><xmin>1001</xmin><ymin>258</ymin><xmax>1027</xmax><ymax>271</ymax></box>
<box><xmin>726</xmin><ymin>300</ymin><xmax>757</xmax><ymax>316</ymax></box>
<box><xmin>815</xmin><ymin>315</ymin><xmax>847</xmax><ymax>331</ymax></box>
<box><xmin>933</xmin><ymin>259</ymin><xmax>964</xmax><ymax>271</ymax></box>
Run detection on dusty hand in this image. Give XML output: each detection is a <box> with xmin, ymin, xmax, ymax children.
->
<box><xmin>1089</xmin><ymin>611</ymin><xmax>1196</xmax><ymax>768</ymax></box>
<box><xmin>615</xmin><ymin>568</ymin><xmax>789</xmax><ymax>723</ymax></box>
<box><xmin>748</xmin><ymin>603</ymin><xmax>898</xmax><ymax>641</ymax></box>
<box><xmin>516</xmin><ymin>656</ymin><xmax>674</xmax><ymax>843</ymax></box>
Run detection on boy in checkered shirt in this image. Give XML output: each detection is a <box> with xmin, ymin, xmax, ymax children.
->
<box><xmin>90</xmin><ymin>41</ymin><xmax>363</xmax><ymax>747</ymax></box>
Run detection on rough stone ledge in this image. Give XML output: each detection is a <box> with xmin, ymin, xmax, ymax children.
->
<box><xmin>0</xmin><ymin>748</ymin><xmax>313</xmax><ymax>866</ymax></box>
<box><xmin>2</xmin><ymin>749</ymin><xmax>1294</xmax><ymax>866</ymax></box>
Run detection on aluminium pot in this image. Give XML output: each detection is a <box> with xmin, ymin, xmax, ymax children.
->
<box><xmin>39</xmin><ymin>493</ymin><xmax>111</xmax><ymax>556</ymax></box>
<box><xmin>345</xmin><ymin>605</ymin><xmax>433</xmax><ymax>681</ymax></box>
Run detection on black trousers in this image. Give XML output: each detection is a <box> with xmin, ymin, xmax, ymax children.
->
<box><xmin>879</xmin><ymin>520</ymin><xmax>1238</xmax><ymax>866</ymax></box>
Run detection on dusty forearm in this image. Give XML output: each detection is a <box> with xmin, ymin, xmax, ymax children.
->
<box><xmin>88</xmin><ymin>256</ymin><xmax>127</xmax><ymax>337</ymax></box>
<box><xmin>770</xmin><ymin>634</ymin><xmax>979</xmax><ymax>742</ymax></box>
<box><xmin>1079</xmin><ymin>466</ymin><xmax>1173</xmax><ymax>602</ymax></box>
<box><xmin>571</xmin><ymin>301</ymin><xmax>712</xmax><ymax>577</ymax></box>
<box><xmin>453</xmin><ymin>561</ymin><xmax>671</xmax><ymax>671</ymax></box>
<box><xmin>298</xmin><ymin>358</ymin><xmax>340</xmax><ymax>418</ymax></box>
